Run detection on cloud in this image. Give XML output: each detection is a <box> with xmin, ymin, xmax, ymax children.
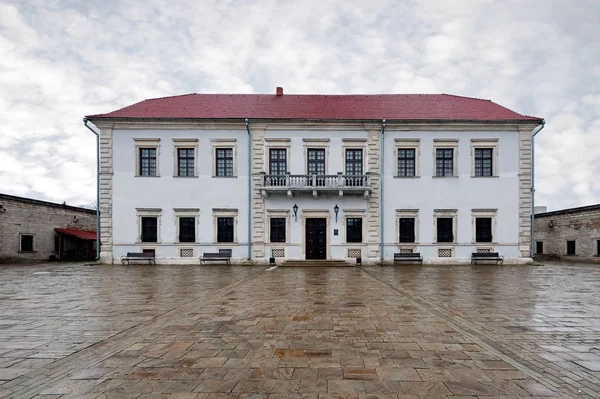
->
<box><xmin>0</xmin><ymin>0</ymin><xmax>598</xmax><ymax>211</ymax></box>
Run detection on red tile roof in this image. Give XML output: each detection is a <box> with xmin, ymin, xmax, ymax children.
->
<box><xmin>87</xmin><ymin>93</ymin><xmax>542</xmax><ymax>122</ymax></box>
<box><xmin>55</xmin><ymin>228</ymin><xmax>97</xmax><ymax>240</ymax></box>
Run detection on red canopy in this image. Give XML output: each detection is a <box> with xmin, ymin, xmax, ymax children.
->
<box><xmin>55</xmin><ymin>228</ymin><xmax>97</xmax><ymax>240</ymax></box>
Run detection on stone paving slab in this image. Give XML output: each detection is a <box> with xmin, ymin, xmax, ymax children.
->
<box><xmin>0</xmin><ymin>262</ymin><xmax>599</xmax><ymax>397</ymax></box>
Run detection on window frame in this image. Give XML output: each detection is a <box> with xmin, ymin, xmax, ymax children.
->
<box><xmin>269</xmin><ymin>217</ymin><xmax>287</xmax><ymax>243</ymax></box>
<box><xmin>136</xmin><ymin>208</ymin><xmax>162</xmax><ymax>244</ymax></box>
<box><xmin>213</xmin><ymin>208</ymin><xmax>238</xmax><ymax>244</ymax></box>
<box><xmin>395</xmin><ymin>209</ymin><xmax>419</xmax><ymax>245</ymax></box>
<box><xmin>266</xmin><ymin>210</ymin><xmax>290</xmax><ymax>244</ymax></box>
<box><xmin>471</xmin><ymin>209</ymin><xmax>497</xmax><ymax>244</ymax></box>
<box><xmin>211</xmin><ymin>139</ymin><xmax>237</xmax><ymax>178</ymax></box>
<box><xmin>394</xmin><ymin>139</ymin><xmax>420</xmax><ymax>178</ymax></box>
<box><xmin>434</xmin><ymin>209</ymin><xmax>457</xmax><ymax>244</ymax></box>
<box><xmin>140</xmin><ymin>216</ymin><xmax>159</xmax><ymax>243</ymax></box>
<box><xmin>134</xmin><ymin>138</ymin><xmax>160</xmax><ymax>177</ymax></box>
<box><xmin>536</xmin><ymin>241</ymin><xmax>544</xmax><ymax>255</ymax></box>
<box><xmin>173</xmin><ymin>138</ymin><xmax>198</xmax><ymax>177</ymax></box>
<box><xmin>433</xmin><ymin>139</ymin><xmax>458</xmax><ymax>177</ymax></box>
<box><xmin>303</xmin><ymin>138</ymin><xmax>330</xmax><ymax>176</ymax></box>
<box><xmin>345</xmin><ymin>217</ymin><xmax>363</xmax><ymax>244</ymax></box>
<box><xmin>174</xmin><ymin>208</ymin><xmax>200</xmax><ymax>244</ymax></box>
<box><xmin>566</xmin><ymin>240</ymin><xmax>576</xmax><ymax>255</ymax></box>
<box><xmin>342</xmin><ymin>209</ymin><xmax>366</xmax><ymax>245</ymax></box>
<box><xmin>19</xmin><ymin>233</ymin><xmax>35</xmax><ymax>252</ymax></box>
<box><xmin>471</xmin><ymin>139</ymin><xmax>499</xmax><ymax>178</ymax></box>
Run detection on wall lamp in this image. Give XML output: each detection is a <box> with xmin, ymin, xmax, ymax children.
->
<box><xmin>334</xmin><ymin>204</ymin><xmax>339</xmax><ymax>223</ymax></box>
<box><xmin>292</xmin><ymin>203</ymin><xmax>298</xmax><ymax>222</ymax></box>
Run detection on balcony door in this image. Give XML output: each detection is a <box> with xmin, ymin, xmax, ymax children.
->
<box><xmin>269</xmin><ymin>149</ymin><xmax>287</xmax><ymax>186</ymax></box>
<box><xmin>305</xmin><ymin>218</ymin><xmax>327</xmax><ymax>260</ymax></box>
<box><xmin>307</xmin><ymin>149</ymin><xmax>326</xmax><ymax>186</ymax></box>
<box><xmin>345</xmin><ymin>149</ymin><xmax>363</xmax><ymax>187</ymax></box>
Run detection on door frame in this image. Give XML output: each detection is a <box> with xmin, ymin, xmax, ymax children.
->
<box><xmin>302</xmin><ymin>210</ymin><xmax>330</xmax><ymax>260</ymax></box>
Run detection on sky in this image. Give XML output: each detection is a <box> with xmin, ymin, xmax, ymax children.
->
<box><xmin>0</xmin><ymin>0</ymin><xmax>598</xmax><ymax>211</ymax></box>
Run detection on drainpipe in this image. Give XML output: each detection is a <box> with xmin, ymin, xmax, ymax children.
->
<box><xmin>83</xmin><ymin>117</ymin><xmax>101</xmax><ymax>261</ymax></box>
<box><xmin>245</xmin><ymin>118</ymin><xmax>252</xmax><ymax>261</ymax></box>
<box><xmin>379</xmin><ymin>119</ymin><xmax>387</xmax><ymax>262</ymax></box>
<box><xmin>530</xmin><ymin>119</ymin><xmax>546</xmax><ymax>258</ymax></box>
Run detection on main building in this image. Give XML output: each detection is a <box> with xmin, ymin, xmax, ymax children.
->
<box><xmin>86</xmin><ymin>88</ymin><xmax>543</xmax><ymax>265</ymax></box>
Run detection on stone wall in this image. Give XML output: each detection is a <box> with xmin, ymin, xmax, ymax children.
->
<box><xmin>534</xmin><ymin>205</ymin><xmax>600</xmax><ymax>263</ymax></box>
<box><xmin>0</xmin><ymin>194</ymin><xmax>96</xmax><ymax>263</ymax></box>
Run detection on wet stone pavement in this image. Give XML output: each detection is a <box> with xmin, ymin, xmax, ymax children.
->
<box><xmin>0</xmin><ymin>263</ymin><xmax>599</xmax><ymax>398</ymax></box>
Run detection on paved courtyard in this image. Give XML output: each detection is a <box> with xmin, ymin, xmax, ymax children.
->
<box><xmin>0</xmin><ymin>262</ymin><xmax>600</xmax><ymax>398</ymax></box>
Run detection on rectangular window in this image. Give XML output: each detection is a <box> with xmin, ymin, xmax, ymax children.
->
<box><xmin>567</xmin><ymin>240</ymin><xmax>576</xmax><ymax>255</ymax></box>
<box><xmin>307</xmin><ymin>148</ymin><xmax>326</xmax><ymax>186</ymax></box>
<box><xmin>177</xmin><ymin>148</ymin><xmax>195</xmax><ymax>176</ymax></box>
<box><xmin>215</xmin><ymin>148</ymin><xmax>234</xmax><ymax>177</ymax></box>
<box><xmin>536</xmin><ymin>241</ymin><xmax>544</xmax><ymax>255</ymax></box>
<box><xmin>437</xmin><ymin>217</ymin><xmax>454</xmax><ymax>243</ymax></box>
<box><xmin>597</xmin><ymin>240</ymin><xmax>600</xmax><ymax>256</ymax></box>
<box><xmin>399</xmin><ymin>218</ymin><xmax>416</xmax><ymax>243</ymax></box>
<box><xmin>435</xmin><ymin>148</ymin><xmax>454</xmax><ymax>176</ymax></box>
<box><xmin>475</xmin><ymin>217</ymin><xmax>493</xmax><ymax>243</ymax></box>
<box><xmin>269</xmin><ymin>149</ymin><xmax>287</xmax><ymax>186</ymax></box>
<box><xmin>20</xmin><ymin>234</ymin><xmax>34</xmax><ymax>252</ymax></box>
<box><xmin>345</xmin><ymin>149</ymin><xmax>363</xmax><ymax>175</ymax></box>
<box><xmin>346</xmin><ymin>218</ymin><xmax>363</xmax><ymax>243</ymax></box>
<box><xmin>178</xmin><ymin>217</ymin><xmax>195</xmax><ymax>243</ymax></box>
<box><xmin>54</xmin><ymin>235</ymin><xmax>59</xmax><ymax>253</ymax></box>
<box><xmin>141</xmin><ymin>217</ymin><xmax>158</xmax><ymax>242</ymax></box>
<box><xmin>474</xmin><ymin>148</ymin><xmax>493</xmax><ymax>177</ymax></box>
<box><xmin>397</xmin><ymin>149</ymin><xmax>416</xmax><ymax>177</ymax></box>
<box><xmin>217</xmin><ymin>217</ymin><xmax>234</xmax><ymax>243</ymax></box>
<box><xmin>270</xmin><ymin>217</ymin><xmax>286</xmax><ymax>243</ymax></box>
<box><xmin>139</xmin><ymin>148</ymin><xmax>157</xmax><ymax>176</ymax></box>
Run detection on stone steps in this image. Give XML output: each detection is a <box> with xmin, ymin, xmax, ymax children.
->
<box><xmin>279</xmin><ymin>260</ymin><xmax>354</xmax><ymax>267</ymax></box>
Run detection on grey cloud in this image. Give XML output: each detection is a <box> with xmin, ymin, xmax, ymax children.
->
<box><xmin>0</xmin><ymin>0</ymin><xmax>598</xmax><ymax>210</ymax></box>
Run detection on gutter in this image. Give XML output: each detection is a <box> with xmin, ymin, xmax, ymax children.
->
<box><xmin>379</xmin><ymin>119</ymin><xmax>386</xmax><ymax>262</ymax></box>
<box><xmin>245</xmin><ymin>119</ymin><xmax>252</xmax><ymax>261</ymax></box>
<box><xmin>82</xmin><ymin>117</ymin><xmax>101</xmax><ymax>261</ymax></box>
<box><xmin>530</xmin><ymin>119</ymin><xmax>546</xmax><ymax>258</ymax></box>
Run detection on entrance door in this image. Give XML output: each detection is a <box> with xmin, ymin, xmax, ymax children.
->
<box><xmin>306</xmin><ymin>218</ymin><xmax>327</xmax><ymax>260</ymax></box>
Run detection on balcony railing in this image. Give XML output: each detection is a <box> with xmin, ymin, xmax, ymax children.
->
<box><xmin>259</xmin><ymin>172</ymin><xmax>372</xmax><ymax>198</ymax></box>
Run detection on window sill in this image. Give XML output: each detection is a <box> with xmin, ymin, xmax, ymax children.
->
<box><xmin>212</xmin><ymin>176</ymin><xmax>238</xmax><ymax>178</ymax></box>
<box><xmin>432</xmin><ymin>176</ymin><xmax>459</xmax><ymax>178</ymax></box>
<box><xmin>135</xmin><ymin>175</ymin><xmax>161</xmax><ymax>178</ymax></box>
<box><xmin>173</xmin><ymin>175</ymin><xmax>199</xmax><ymax>178</ymax></box>
<box><xmin>434</xmin><ymin>242</ymin><xmax>456</xmax><ymax>245</ymax></box>
<box><xmin>470</xmin><ymin>175</ymin><xmax>499</xmax><ymax>178</ymax></box>
<box><xmin>472</xmin><ymin>242</ymin><xmax>498</xmax><ymax>245</ymax></box>
<box><xmin>18</xmin><ymin>251</ymin><xmax>36</xmax><ymax>253</ymax></box>
<box><xmin>393</xmin><ymin>176</ymin><xmax>421</xmax><ymax>179</ymax></box>
<box><xmin>136</xmin><ymin>242</ymin><xmax>160</xmax><ymax>245</ymax></box>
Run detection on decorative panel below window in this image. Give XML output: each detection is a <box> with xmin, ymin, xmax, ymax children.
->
<box><xmin>271</xmin><ymin>248</ymin><xmax>285</xmax><ymax>258</ymax></box>
<box><xmin>217</xmin><ymin>217</ymin><xmax>234</xmax><ymax>243</ymax></box>
<box><xmin>179</xmin><ymin>217</ymin><xmax>196</xmax><ymax>243</ymax></box>
<box><xmin>179</xmin><ymin>248</ymin><xmax>194</xmax><ymax>258</ymax></box>
<box><xmin>141</xmin><ymin>217</ymin><xmax>158</xmax><ymax>242</ymax></box>
<box><xmin>347</xmin><ymin>249</ymin><xmax>362</xmax><ymax>258</ymax></box>
<box><xmin>270</xmin><ymin>218</ymin><xmax>286</xmax><ymax>243</ymax></box>
<box><xmin>346</xmin><ymin>218</ymin><xmax>362</xmax><ymax>243</ymax></box>
<box><xmin>399</xmin><ymin>248</ymin><xmax>414</xmax><ymax>254</ymax></box>
<box><xmin>476</xmin><ymin>248</ymin><xmax>492</xmax><ymax>253</ymax></box>
<box><xmin>438</xmin><ymin>248</ymin><xmax>452</xmax><ymax>257</ymax></box>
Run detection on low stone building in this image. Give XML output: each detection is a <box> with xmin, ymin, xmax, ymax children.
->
<box><xmin>0</xmin><ymin>193</ymin><xmax>97</xmax><ymax>263</ymax></box>
<box><xmin>534</xmin><ymin>204</ymin><xmax>600</xmax><ymax>262</ymax></box>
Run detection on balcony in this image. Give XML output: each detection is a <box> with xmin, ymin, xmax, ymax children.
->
<box><xmin>258</xmin><ymin>172</ymin><xmax>372</xmax><ymax>198</ymax></box>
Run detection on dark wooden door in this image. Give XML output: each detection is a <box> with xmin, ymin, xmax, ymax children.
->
<box><xmin>306</xmin><ymin>218</ymin><xmax>327</xmax><ymax>260</ymax></box>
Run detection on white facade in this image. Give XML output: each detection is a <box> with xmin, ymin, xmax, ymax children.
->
<box><xmin>93</xmin><ymin>119</ymin><xmax>537</xmax><ymax>265</ymax></box>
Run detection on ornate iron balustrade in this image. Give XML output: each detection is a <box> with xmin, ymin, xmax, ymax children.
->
<box><xmin>259</xmin><ymin>172</ymin><xmax>372</xmax><ymax>198</ymax></box>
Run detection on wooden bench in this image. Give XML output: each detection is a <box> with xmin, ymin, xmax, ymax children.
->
<box><xmin>200</xmin><ymin>252</ymin><xmax>231</xmax><ymax>265</ymax></box>
<box><xmin>393</xmin><ymin>252</ymin><xmax>423</xmax><ymax>264</ymax></box>
<box><xmin>471</xmin><ymin>252</ymin><xmax>504</xmax><ymax>265</ymax></box>
<box><xmin>121</xmin><ymin>252</ymin><xmax>155</xmax><ymax>265</ymax></box>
